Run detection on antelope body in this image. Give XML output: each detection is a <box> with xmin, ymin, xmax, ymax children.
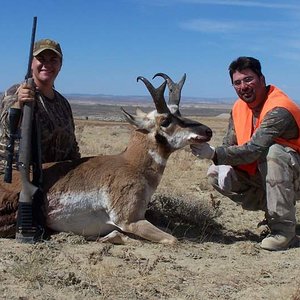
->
<box><xmin>0</xmin><ymin>74</ymin><xmax>212</xmax><ymax>244</ymax></box>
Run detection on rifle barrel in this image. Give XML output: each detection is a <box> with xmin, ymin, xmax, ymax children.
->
<box><xmin>25</xmin><ymin>16</ymin><xmax>37</xmax><ymax>80</ymax></box>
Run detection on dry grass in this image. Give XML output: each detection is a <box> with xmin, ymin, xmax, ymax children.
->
<box><xmin>76</xmin><ymin>121</ymin><xmax>131</xmax><ymax>156</ymax></box>
<box><xmin>293</xmin><ymin>293</ymin><xmax>300</xmax><ymax>300</ymax></box>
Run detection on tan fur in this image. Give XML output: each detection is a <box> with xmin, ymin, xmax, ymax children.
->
<box><xmin>0</xmin><ymin>107</ymin><xmax>212</xmax><ymax>244</ymax></box>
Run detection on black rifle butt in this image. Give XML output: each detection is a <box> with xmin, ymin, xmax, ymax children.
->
<box><xmin>16</xmin><ymin>200</ymin><xmax>44</xmax><ymax>244</ymax></box>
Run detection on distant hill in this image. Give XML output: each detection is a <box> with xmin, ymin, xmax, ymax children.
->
<box><xmin>65</xmin><ymin>93</ymin><xmax>236</xmax><ymax>106</ymax></box>
<box><xmin>68</xmin><ymin>94</ymin><xmax>234</xmax><ymax>120</ymax></box>
<box><xmin>1</xmin><ymin>91</ymin><xmax>299</xmax><ymax>106</ymax></box>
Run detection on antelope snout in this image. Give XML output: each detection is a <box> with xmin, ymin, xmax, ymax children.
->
<box><xmin>206</xmin><ymin>127</ymin><xmax>213</xmax><ymax>140</ymax></box>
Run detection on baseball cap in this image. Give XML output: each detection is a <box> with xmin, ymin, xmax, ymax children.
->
<box><xmin>33</xmin><ymin>39</ymin><xmax>63</xmax><ymax>58</ymax></box>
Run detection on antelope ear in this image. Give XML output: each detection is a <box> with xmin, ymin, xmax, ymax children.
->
<box><xmin>121</xmin><ymin>107</ymin><xmax>151</xmax><ymax>131</ymax></box>
<box><xmin>136</xmin><ymin>107</ymin><xmax>147</xmax><ymax>118</ymax></box>
<box><xmin>168</xmin><ymin>104</ymin><xmax>179</xmax><ymax>115</ymax></box>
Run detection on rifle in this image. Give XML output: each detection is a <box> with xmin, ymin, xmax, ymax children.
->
<box><xmin>15</xmin><ymin>16</ymin><xmax>42</xmax><ymax>243</ymax></box>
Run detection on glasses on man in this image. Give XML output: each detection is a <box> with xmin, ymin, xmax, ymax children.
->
<box><xmin>232</xmin><ymin>76</ymin><xmax>255</xmax><ymax>88</ymax></box>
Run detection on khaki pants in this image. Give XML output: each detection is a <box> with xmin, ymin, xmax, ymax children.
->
<box><xmin>208</xmin><ymin>144</ymin><xmax>300</xmax><ymax>234</ymax></box>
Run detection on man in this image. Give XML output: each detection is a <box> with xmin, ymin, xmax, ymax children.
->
<box><xmin>191</xmin><ymin>56</ymin><xmax>300</xmax><ymax>251</ymax></box>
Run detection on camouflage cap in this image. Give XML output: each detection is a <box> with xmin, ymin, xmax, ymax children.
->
<box><xmin>33</xmin><ymin>39</ymin><xmax>63</xmax><ymax>58</ymax></box>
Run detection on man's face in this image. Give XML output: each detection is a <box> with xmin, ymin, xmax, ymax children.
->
<box><xmin>232</xmin><ymin>68</ymin><xmax>266</xmax><ymax>106</ymax></box>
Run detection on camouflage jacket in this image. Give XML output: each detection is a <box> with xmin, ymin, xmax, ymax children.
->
<box><xmin>214</xmin><ymin>99</ymin><xmax>299</xmax><ymax>166</ymax></box>
<box><xmin>0</xmin><ymin>84</ymin><xmax>80</xmax><ymax>171</ymax></box>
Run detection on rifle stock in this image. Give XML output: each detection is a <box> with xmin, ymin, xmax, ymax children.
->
<box><xmin>18</xmin><ymin>84</ymin><xmax>38</xmax><ymax>200</ymax></box>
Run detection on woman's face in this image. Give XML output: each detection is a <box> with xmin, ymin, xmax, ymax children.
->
<box><xmin>31</xmin><ymin>50</ymin><xmax>62</xmax><ymax>86</ymax></box>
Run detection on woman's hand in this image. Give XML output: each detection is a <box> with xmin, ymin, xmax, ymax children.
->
<box><xmin>17</xmin><ymin>79</ymin><xmax>36</xmax><ymax>106</ymax></box>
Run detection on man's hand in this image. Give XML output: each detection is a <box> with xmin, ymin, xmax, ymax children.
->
<box><xmin>190</xmin><ymin>143</ymin><xmax>215</xmax><ymax>160</ymax></box>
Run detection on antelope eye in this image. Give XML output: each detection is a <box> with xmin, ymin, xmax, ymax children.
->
<box><xmin>161</xmin><ymin>117</ymin><xmax>171</xmax><ymax>127</ymax></box>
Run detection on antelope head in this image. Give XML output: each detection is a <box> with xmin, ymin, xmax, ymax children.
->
<box><xmin>121</xmin><ymin>75</ymin><xmax>212</xmax><ymax>152</ymax></box>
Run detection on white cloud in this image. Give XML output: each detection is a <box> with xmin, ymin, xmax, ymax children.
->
<box><xmin>287</xmin><ymin>39</ymin><xmax>300</xmax><ymax>50</ymax></box>
<box><xmin>180</xmin><ymin>19</ymin><xmax>236</xmax><ymax>33</ymax></box>
<box><xmin>175</xmin><ymin>0</ymin><xmax>300</xmax><ymax>10</ymax></box>
<box><xmin>179</xmin><ymin>19</ymin><xmax>289</xmax><ymax>34</ymax></box>
<box><xmin>136</xmin><ymin>0</ymin><xmax>300</xmax><ymax>10</ymax></box>
<box><xmin>274</xmin><ymin>51</ymin><xmax>300</xmax><ymax>62</ymax></box>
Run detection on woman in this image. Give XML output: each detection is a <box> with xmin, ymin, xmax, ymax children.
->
<box><xmin>0</xmin><ymin>38</ymin><xmax>80</xmax><ymax>173</ymax></box>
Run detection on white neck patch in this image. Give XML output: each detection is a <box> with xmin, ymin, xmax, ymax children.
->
<box><xmin>148</xmin><ymin>149</ymin><xmax>167</xmax><ymax>166</ymax></box>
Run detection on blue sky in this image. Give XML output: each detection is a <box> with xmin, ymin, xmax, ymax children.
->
<box><xmin>0</xmin><ymin>0</ymin><xmax>300</xmax><ymax>102</ymax></box>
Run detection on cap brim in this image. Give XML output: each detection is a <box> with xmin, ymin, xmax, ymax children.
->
<box><xmin>33</xmin><ymin>47</ymin><xmax>62</xmax><ymax>58</ymax></box>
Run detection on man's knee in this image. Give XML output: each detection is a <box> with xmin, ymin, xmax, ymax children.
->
<box><xmin>266</xmin><ymin>144</ymin><xmax>292</xmax><ymax>165</ymax></box>
<box><xmin>265</xmin><ymin>144</ymin><xmax>299</xmax><ymax>187</ymax></box>
<box><xmin>207</xmin><ymin>167</ymin><xmax>265</xmax><ymax>211</ymax></box>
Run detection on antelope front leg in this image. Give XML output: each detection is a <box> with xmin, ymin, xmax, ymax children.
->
<box><xmin>96</xmin><ymin>230</ymin><xmax>129</xmax><ymax>245</ymax></box>
<box><xmin>123</xmin><ymin>219</ymin><xmax>178</xmax><ymax>244</ymax></box>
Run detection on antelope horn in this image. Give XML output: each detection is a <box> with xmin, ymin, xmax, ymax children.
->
<box><xmin>137</xmin><ymin>76</ymin><xmax>169</xmax><ymax>114</ymax></box>
<box><xmin>153</xmin><ymin>73</ymin><xmax>186</xmax><ymax>106</ymax></box>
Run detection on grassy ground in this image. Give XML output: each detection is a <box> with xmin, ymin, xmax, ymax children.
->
<box><xmin>0</xmin><ymin>106</ymin><xmax>299</xmax><ymax>300</ymax></box>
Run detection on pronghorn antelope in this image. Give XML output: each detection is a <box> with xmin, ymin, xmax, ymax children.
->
<box><xmin>0</xmin><ymin>74</ymin><xmax>212</xmax><ymax>244</ymax></box>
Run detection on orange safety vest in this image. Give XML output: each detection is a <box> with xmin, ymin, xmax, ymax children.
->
<box><xmin>232</xmin><ymin>85</ymin><xmax>300</xmax><ymax>175</ymax></box>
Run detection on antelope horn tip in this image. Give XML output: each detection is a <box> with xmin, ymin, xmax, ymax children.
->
<box><xmin>152</xmin><ymin>72</ymin><xmax>171</xmax><ymax>81</ymax></box>
<box><xmin>137</xmin><ymin>76</ymin><xmax>144</xmax><ymax>82</ymax></box>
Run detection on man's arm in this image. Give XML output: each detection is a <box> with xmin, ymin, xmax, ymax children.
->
<box><xmin>214</xmin><ymin>107</ymin><xmax>298</xmax><ymax>166</ymax></box>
